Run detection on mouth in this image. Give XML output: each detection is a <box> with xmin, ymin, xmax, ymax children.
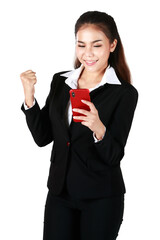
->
<box><xmin>84</xmin><ymin>60</ymin><xmax>98</xmax><ymax>66</ymax></box>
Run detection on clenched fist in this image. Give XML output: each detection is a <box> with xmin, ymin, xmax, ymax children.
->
<box><xmin>20</xmin><ymin>70</ymin><xmax>37</xmax><ymax>108</ymax></box>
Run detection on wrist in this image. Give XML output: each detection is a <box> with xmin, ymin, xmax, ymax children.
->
<box><xmin>94</xmin><ymin>125</ymin><xmax>106</xmax><ymax>141</ymax></box>
<box><xmin>25</xmin><ymin>95</ymin><xmax>35</xmax><ymax>108</ymax></box>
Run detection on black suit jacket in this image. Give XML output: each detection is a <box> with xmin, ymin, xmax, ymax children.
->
<box><xmin>21</xmin><ymin>71</ymin><xmax>138</xmax><ymax>199</ymax></box>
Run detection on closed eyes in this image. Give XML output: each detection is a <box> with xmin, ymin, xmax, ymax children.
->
<box><xmin>78</xmin><ymin>45</ymin><xmax>102</xmax><ymax>48</ymax></box>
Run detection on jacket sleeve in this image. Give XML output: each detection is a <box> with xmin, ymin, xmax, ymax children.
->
<box><xmin>94</xmin><ymin>86</ymin><xmax>138</xmax><ymax>166</ymax></box>
<box><xmin>21</xmin><ymin>76</ymin><xmax>56</xmax><ymax>147</ymax></box>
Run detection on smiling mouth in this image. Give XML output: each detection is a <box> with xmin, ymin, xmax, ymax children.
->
<box><xmin>84</xmin><ymin>60</ymin><xmax>98</xmax><ymax>66</ymax></box>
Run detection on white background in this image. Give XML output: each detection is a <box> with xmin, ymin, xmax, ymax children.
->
<box><xmin>0</xmin><ymin>0</ymin><xmax>160</xmax><ymax>239</ymax></box>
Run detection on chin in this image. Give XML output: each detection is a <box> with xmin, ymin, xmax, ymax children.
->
<box><xmin>85</xmin><ymin>65</ymin><xmax>103</xmax><ymax>73</ymax></box>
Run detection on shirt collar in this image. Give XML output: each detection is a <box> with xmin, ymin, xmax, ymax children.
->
<box><xmin>60</xmin><ymin>65</ymin><xmax>121</xmax><ymax>90</ymax></box>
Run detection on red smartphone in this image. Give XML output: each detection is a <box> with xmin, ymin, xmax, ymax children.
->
<box><xmin>69</xmin><ymin>89</ymin><xmax>91</xmax><ymax>122</ymax></box>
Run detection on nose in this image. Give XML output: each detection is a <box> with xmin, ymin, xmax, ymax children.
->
<box><xmin>84</xmin><ymin>46</ymin><xmax>94</xmax><ymax>57</ymax></box>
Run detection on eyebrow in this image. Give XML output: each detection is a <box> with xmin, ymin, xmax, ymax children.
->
<box><xmin>77</xmin><ymin>40</ymin><xmax>102</xmax><ymax>44</ymax></box>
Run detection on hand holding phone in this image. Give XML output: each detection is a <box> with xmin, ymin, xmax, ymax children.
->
<box><xmin>69</xmin><ymin>89</ymin><xmax>91</xmax><ymax>122</ymax></box>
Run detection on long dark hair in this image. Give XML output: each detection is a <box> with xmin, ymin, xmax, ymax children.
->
<box><xmin>74</xmin><ymin>11</ymin><xmax>131</xmax><ymax>84</ymax></box>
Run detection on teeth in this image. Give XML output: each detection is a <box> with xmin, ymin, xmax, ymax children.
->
<box><xmin>85</xmin><ymin>61</ymin><xmax>96</xmax><ymax>63</ymax></box>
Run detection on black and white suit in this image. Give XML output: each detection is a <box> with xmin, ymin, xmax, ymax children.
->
<box><xmin>21</xmin><ymin>67</ymin><xmax>138</xmax><ymax>199</ymax></box>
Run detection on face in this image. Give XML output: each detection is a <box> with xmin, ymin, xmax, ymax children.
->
<box><xmin>75</xmin><ymin>24</ymin><xmax>117</xmax><ymax>73</ymax></box>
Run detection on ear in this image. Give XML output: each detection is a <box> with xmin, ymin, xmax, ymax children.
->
<box><xmin>110</xmin><ymin>39</ymin><xmax>117</xmax><ymax>52</ymax></box>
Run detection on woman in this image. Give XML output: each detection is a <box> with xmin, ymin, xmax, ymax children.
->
<box><xmin>20</xmin><ymin>11</ymin><xmax>138</xmax><ymax>240</ymax></box>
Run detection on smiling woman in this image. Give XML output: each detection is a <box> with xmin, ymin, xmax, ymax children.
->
<box><xmin>20</xmin><ymin>11</ymin><xmax>138</xmax><ymax>240</ymax></box>
<box><xmin>76</xmin><ymin>26</ymin><xmax>117</xmax><ymax>71</ymax></box>
<box><xmin>74</xmin><ymin>11</ymin><xmax>131</xmax><ymax>85</ymax></box>
<box><xmin>75</xmin><ymin>25</ymin><xmax>117</xmax><ymax>89</ymax></box>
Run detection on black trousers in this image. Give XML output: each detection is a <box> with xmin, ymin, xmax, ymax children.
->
<box><xmin>43</xmin><ymin>190</ymin><xmax>124</xmax><ymax>240</ymax></box>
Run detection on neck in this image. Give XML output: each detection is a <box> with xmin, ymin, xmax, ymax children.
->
<box><xmin>80</xmin><ymin>68</ymin><xmax>105</xmax><ymax>83</ymax></box>
<box><xmin>78</xmin><ymin>67</ymin><xmax>107</xmax><ymax>89</ymax></box>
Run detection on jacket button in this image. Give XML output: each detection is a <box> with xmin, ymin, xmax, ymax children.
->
<box><xmin>67</xmin><ymin>142</ymin><xmax>70</xmax><ymax>147</ymax></box>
